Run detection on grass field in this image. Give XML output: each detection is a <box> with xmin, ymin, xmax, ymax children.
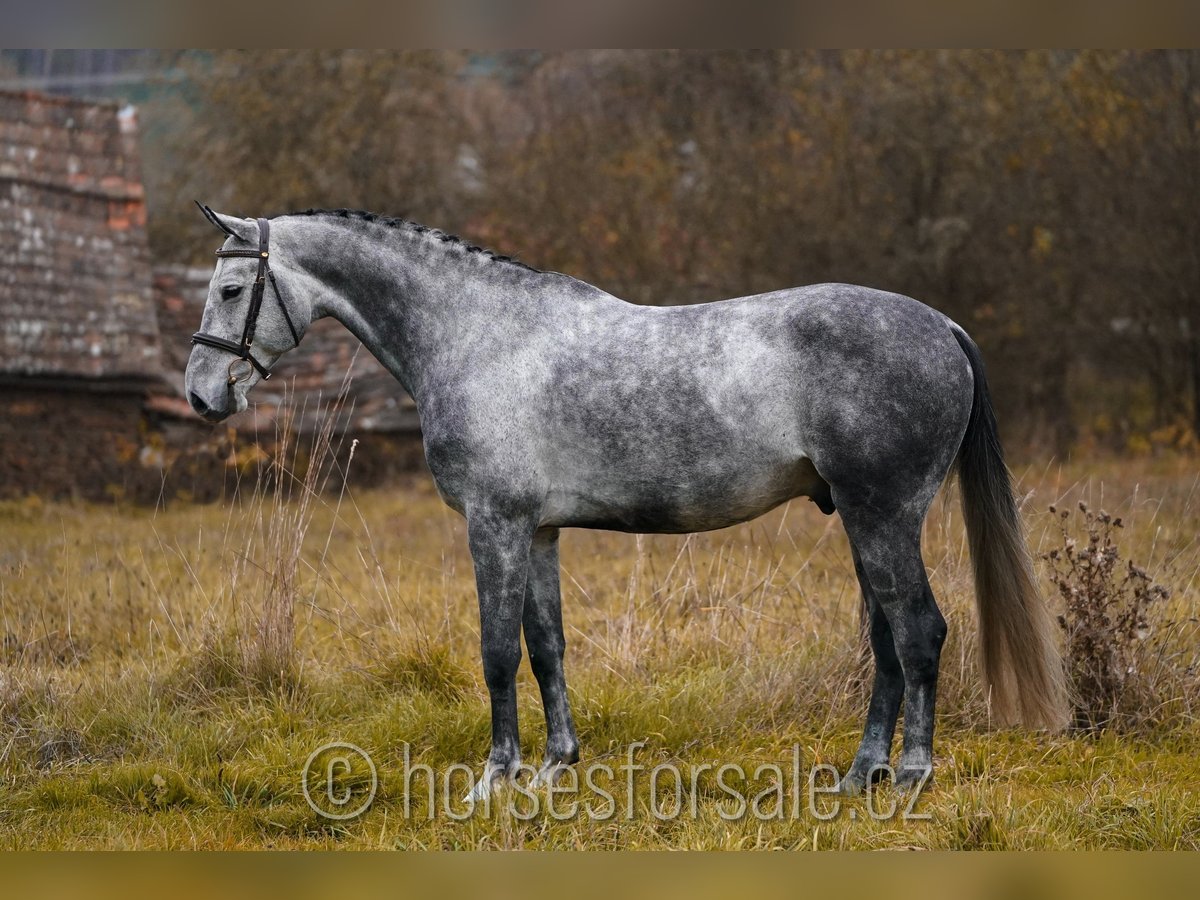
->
<box><xmin>1</xmin><ymin>453</ymin><xmax>1198</xmax><ymax>849</ymax></box>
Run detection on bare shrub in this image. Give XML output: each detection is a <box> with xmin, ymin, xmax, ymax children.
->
<box><xmin>1044</xmin><ymin>502</ymin><xmax>1172</xmax><ymax>731</ymax></box>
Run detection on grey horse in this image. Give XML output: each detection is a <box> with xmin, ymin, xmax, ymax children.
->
<box><xmin>185</xmin><ymin>206</ymin><xmax>1068</xmax><ymax>801</ymax></box>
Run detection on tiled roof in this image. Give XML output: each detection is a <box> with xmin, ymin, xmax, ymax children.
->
<box><xmin>0</xmin><ymin>90</ymin><xmax>162</xmax><ymax>383</ymax></box>
<box><xmin>0</xmin><ymin>89</ymin><xmax>416</xmax><ymax>433</ymax></box>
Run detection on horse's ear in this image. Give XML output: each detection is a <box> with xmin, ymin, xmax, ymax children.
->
<box><xmin>194</xmin><ymin>201</ymin><xmax>256</xmax><ymax>242</ymax></box>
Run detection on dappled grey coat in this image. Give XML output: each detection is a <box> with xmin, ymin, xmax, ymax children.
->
<box><xmin>186</xmin><ymin>207</ymin><xmax>1068</xmax><ymax>800</ymax></box>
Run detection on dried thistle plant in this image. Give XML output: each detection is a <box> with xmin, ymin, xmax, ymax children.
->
<box><xmin>1044</xmin><ymin>501</ymin><xmax>1171</xmax><ymax>731</ymax></box>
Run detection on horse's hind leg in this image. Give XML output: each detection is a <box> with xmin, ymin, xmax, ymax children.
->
<box><xmin>522</xmin><ymin>527</ymin><xmax>580</xmax><ymax>785</ymax></box>
<box><xmin>838</xmin><ymin>505</ymin><xmax>947</xmax><ymax>792</ymax></box>
<box><xmin>839</xmin><ymin>539</ymin><xmax>905</xmax><ymax>795</ymax></box>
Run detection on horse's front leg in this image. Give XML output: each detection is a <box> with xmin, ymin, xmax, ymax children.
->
<box><xmin>523</xmin><ymin>527</ymin><xmax>580</xmax><ymax>786</ymax></box>
<box><xmin>464</xmin><ymin>504</ymin><xmax>537</xmax><ymax>802</ymax></box>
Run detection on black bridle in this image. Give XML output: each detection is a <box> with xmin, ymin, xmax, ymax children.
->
<box><xmin>191</xmin><ymin>217</ymin><xmax>301</xmax><ymax>383</ymax></box>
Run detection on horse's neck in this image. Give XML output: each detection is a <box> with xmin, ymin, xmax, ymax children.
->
<box><xmin>294</xmin><ymin>219</ymin><xmax>541</xmax><ymax>402</ymax></box>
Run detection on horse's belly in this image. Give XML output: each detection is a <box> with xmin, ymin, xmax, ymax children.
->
<box><xmin>540</xmin><ymin>456</ymin><xmax>828</xmax><ymax>533</ymax></box>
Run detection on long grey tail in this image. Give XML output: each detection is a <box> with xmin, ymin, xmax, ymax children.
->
<box><xmin>950</xmin><ymin>325</ymin><xmax>1069</xmax><ymax>730</ymax></box>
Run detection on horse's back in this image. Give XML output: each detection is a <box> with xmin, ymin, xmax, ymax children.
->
<box><xmin>527</xmin><ymin>283</ymin><xmax>972</xmax><ymax>531</ymax></box>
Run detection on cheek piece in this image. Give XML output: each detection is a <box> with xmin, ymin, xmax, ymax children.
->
<box><xmin>190</xmin><ymin>217</ymin><xmax>301</xmax><ymax>384</ymax></box>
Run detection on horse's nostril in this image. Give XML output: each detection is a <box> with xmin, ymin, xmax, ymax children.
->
<box><xmin>188</xmin><ymin>391</ymin><xmax>210</xmax><ymax>417</ymax></box>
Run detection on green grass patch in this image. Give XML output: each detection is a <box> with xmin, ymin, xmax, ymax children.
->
<box><xmin>1</xmin><ymin>460</ymin><xmax>1198</xmax><ymax>848</ymax></box>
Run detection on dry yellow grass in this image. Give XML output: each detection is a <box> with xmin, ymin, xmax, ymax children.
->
<box><xmin>0</xmin><ymin>453</ymin><xmax>1197</xmax><ymax>849</ymax></box>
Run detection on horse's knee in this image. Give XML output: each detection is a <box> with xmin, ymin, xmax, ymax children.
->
<box><xmin>481</xmin><ymin>642</ymin><xmax>522</xmax><ymax>691</ymax></box>
<box><xmin>527</xmin><ymin>639</ymin><xmax>565</xmax><ymax>681</ymax></box>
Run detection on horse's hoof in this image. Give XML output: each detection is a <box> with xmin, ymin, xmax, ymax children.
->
<box><xmin>531</xmin><ymin>760</ymin><xmax>570</xmax><ymax>789</ymax></box>
<box><xmin>463</xmin><ymin>777</ymin><xmax>492</xmax><ymax>805</ymax></box>
<box><xmin>463</xmin><ymin>761</ymin><xmax>517</xmax><ymax>804</ymax></box>
<box><xmin>838</xmin><ymin>773</ymin><xmax>867</xmax><ymax>796</ymax></box>
<box><xmin>893</xmin><ymin>764</ymin><xmax>933</xmax><ymax>795</ymax></box>
<box><xmin>838</xmin><ymin>759</ymin><xmax>889</xmax><ymax>796</ymax></box>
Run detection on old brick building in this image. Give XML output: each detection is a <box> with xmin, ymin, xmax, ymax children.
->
<box><xmin>0</xmin><ymin>89</ymin><xmax>176</xmax><ymax>500</ymax></box>
<box><xmin>1</xmin><ymin>89</ymin><xmax>420</xmax><ymax>502</ymax></box>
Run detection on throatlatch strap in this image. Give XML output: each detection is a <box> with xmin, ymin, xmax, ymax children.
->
<box><xmin>268</xmin><ymin>269</ymin><xmax>301</xmax><ymax>347</ymax></box>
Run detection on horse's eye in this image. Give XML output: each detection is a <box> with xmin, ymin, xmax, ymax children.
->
<box><xmin>220</xmin><ymin>285</ymin><xmax>243</xmax><ymax>301</ymax></box>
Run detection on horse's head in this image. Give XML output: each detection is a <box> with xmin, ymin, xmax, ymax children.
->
<box><xmin>185</xmin><ymin>204</ymin><xmax>311</xmax><ymax>422</ymax></box>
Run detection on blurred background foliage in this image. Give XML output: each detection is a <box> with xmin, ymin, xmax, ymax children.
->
<box><xmin>4</xmin><ymin>49</ymin><xmax>1198</xmax><ymax>458</ymax></box>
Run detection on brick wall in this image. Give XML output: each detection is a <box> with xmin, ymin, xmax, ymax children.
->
<box><xmin>0</xmin><ymin>380</ymin><xmax>425</xmax><ymax>503</ymax></box>
<box><xmin>0</xmin><ymin>386</ymin><xmax>233</xmax><ymax>503</ymax></box>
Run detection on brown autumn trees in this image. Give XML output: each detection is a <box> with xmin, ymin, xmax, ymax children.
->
<box><xmin>141</xmin><ymin>50</ymin><xmax>1200</xmax><ymax>457</ymax></box>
